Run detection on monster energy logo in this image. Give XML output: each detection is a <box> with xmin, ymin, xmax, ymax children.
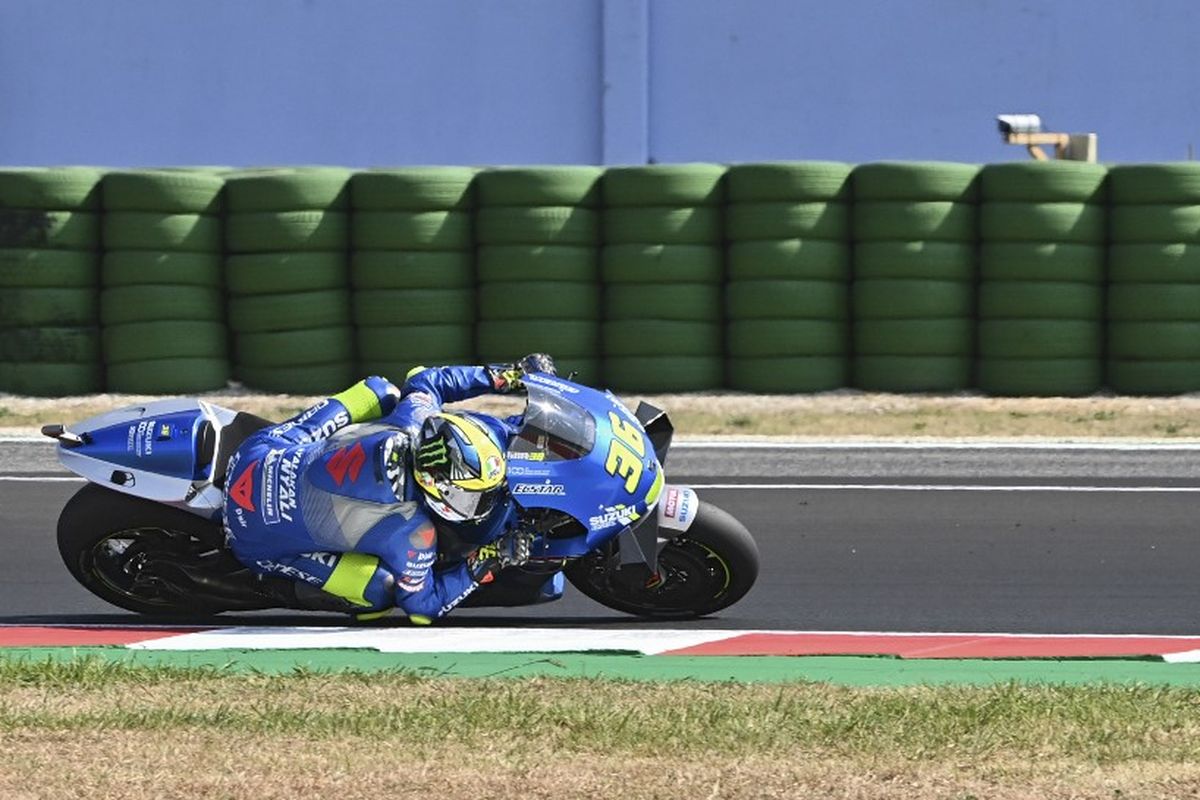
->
<box><xmin>417</xmin><ymin>438</ymin><xmax>449</xmax><ymax>468</ymax></box>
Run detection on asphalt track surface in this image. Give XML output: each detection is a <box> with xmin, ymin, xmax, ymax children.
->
<box><xmin>2</xmin><ymin>439</ymin><xmax>1199</xmax><ymax>635</ymax></box>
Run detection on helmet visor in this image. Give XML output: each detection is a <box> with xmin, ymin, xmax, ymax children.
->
<box><xmin>427</xmin><ymin>480</ymin><xmax>502</xmax><ymax>523</ymax></box>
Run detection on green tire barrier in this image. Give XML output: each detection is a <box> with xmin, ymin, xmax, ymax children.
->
<box><xmin>724</xmin><ymin>201</ymin><xmax>848</xmax><ymax>241</ymax></box>
<box><xmin>853</xmin><ymin>356</ymin><xmax>971</xmax><ymax>392</ymax></box>
<box><xmin>977</xmin><ymin>358</ymin><xmax>1102</xmax><ymax>397</ymax></box>
<box><xmin>853</xmin><ymin>241</ymin><xmax>975</xmax><ymax>281</ymax></box>
<box><xmin>603</xmin><ymin>320</ymin><xmax>721</xmax><ymax>357</ymax></box>
<box><xmin>478</xmin><ymin>245</ymin><xmax>597</xmax><ymax>283</ymax></box>
<box><xmin>353</xmin><ymin>289</ymin><xmax>474</xmax><ymax>326</ymax></box>
<box><xmin>103</xmin><ymin>252</ymin><xmax>221</xmax><ymax>288</ymax></box>
<box><xmin>602</xmin><ymin>164</ymin><xmax>725</xmax><ymax>207</ymax></box>
<box><xmin>725</xmin><ymin>280</ymin><xmax>848</xmax><ymax>320</ymax></box>
<box><xmin>0</xmin><ymin>249</ymin><xmax>97</xmax><ymax>287</ymax></box>
<box><xmin>235</xmin><ymin>362</ymin><xmax>356</xmax><ymax>395</ymax></box>
<box><xmin>351</xmin><ymin>168</ymin><xmax>476</xmax><ymax>211</ymax></box>
<box><xmin>476</xmin><ymin>320</ymin><xmax>598</xmax><ymax>358</ymax></box>
<box><xmin>603</xmin><ymin>355</ymin><xmax>723</xmax><ymax>392</ymax></box>
<box><xmin>475</xmin><ymin>167</ymin><xmax>602</xmax><ymax>207</ymax></box>
<box><xmin>604</xmin><ymin>283</ymin><xmax>721</xmax><ymax>322</ymax></box>
<box><xmin>1108</xmin><ymin>322</ymin><xmax>1200</xmax><ymax>359</ymax></box>
<box><xmin>0</xmin><ymin>327</ymin><xmax>100</xmax><ymax>363</ymax></box>
<box><xmin>1106</xmin><ymin>360</ymin><xmax>1200</xmax><ymax>395</ymax></box>
<box><xmin>357</xmin><ymin>325</ymin><xmax>475</xmax><ymax>363</ymax></box>
<box><xmin>978</xmin><ymin>281</ymin><xmax>1104</xmax><ymax>320</ymax></box>
<box><xmin>602</xmin><ymin>244</ymin><xmax>722</xmax><ymax>283</ymax></box>
<box><xmin>477</xmin><ymin>282</ymin><xmax>598</xmax><ymax>321</ymax></box>
<box><xmin>228</xmin><ymin>290</ymin><xmax>350</xmax><ymax>333</ymax></box>
<box><xmin>1110</xmin><ymin>205</ymin><xmax>1200</xmax><ymax>243</ymax></box>
<box><xmin>726</xmin><ymin>161</ymin><xmax>850</xmax><ymax>203</ymax></box>
<box><xmin>980</xmin><ymin>242</ymin><xmax>1105</xmax><ymax>283</ymax></box>
<box><xmin>603</xmin><ymin>207</ymin><xmax>721</xmax><ymax>245</ymax></box>
<box><xmin>980</xmin><ymin>162</ymin><xmax>1107</xmax><ymax>202</ymax></box>
<box><xmin>853</xmin><ymin>280</ymin><xmax>972</xmax><ymax>319</ymax></box>
<box><xmin>0</xmin><ymin>361</ymin><xmax>102</xmax><ymax>395</ymax></box>
<box><xmin>100</xmin><ymin>286</ymin><xmax>222</xmax><ymax>325</ymax></box>
<box><xmin>980</xmin><ymin>202</ymin><xmax>1104</xmax><ymax>243</ymax></box>
<box><xmin>852</xmin><ymin>201</ymin><xmax>975</xmax><ymax>242</ymax></box>
<box><xmin>727</xmin><ymin>356</ymin><xmax>846</xmax><ymax>392</ymax></box>
<box><xmin>223</xmin><ymin>168</ymin><xmax>351</xmax><ymax>212</ymax></box>
<box><xmin>103</xmin><ymin>212</ymin><xmax>220</xmax><ymax>252</ymax></box>
<box><xmin>726</xmin><ymin>239</ymin><xmax>847</xmax><ymax>281</ymax></box>
<box><xmin>726</xmin><ymin>320</ymin><xmax>847</xmax><ymax>357</ymax></box>
<box><xmin>1108</xmin><ymin>163</ymin><xmax>1200</xmax><ymax>204</ymax></box>
<box><xmin>1108</xmin><ymin>243</ymin><xmax>1200</xmax><ymax>283</ymax></box>
<box><xmin>0</xmin><ymin>288</ymin><xmax>98</xmax><ymax>326</ymax></box>
<box><xmin>1108</xmin><ymin>284</ymin><xmax>1200</xmax><ymax>321</ymax></box>
<box><xmin>0</xmin><ymin>209</ymin><xmax>98</xmax><ymax>249</ymax></box>
<box><xmin>853</xmin><ymin>319</ymin><xmax>973</xmax><ymax>356</ymax></box>
<box><xmin>0</xmin><ymin>167</ymin><xmax>103</xmax><ymax>209</ymax></box>
<box><xmin>102</xmin><ymin>321</ymin><xmax>227</xmax><ymax>365</ymax></box>
<box><xmin>353</xmin><ymin>250</ymin><xmax>474</xmax><ymax>289</ymax></box>
<box><xmin>852</xmin><ymin>161</ymin><xmax>979</xmax><ymax>202</ymax></box>
<box><xmin>351</xmin><ymin>210</ymin><xmax>471</xmax><ymax>250</ymax></box>
<box><xmin>978</xmin><ymin>320</ymin><xmax>1101</xmax><ymax>359</ymax></box>
<box><xmin>225</xmin><ymin>211</ymin><xmax>348</xmax><ymax>252</ymax></box>
<box><xmin>106</xmin><ymin>358</ymin><xmax>230</xmax><ymax>394</ymax></box>
<box><xmin>225</xmin><ymin>253</ymin><xmax>348</xmax><ymax>295</ymax></box>
<box><xmin>474</xmin><ymin>206</ymin><xmax>598</xmax><ymax>246</ymax></box>
<box><xmin>102</xmin><ymin>170</ymin><xmax>224</xmax><ymax>214</ymax></box>
<box><xmin>236</xmin><ymin>326</ymin><xmax>354</xmax><ymax>368</ymax></box>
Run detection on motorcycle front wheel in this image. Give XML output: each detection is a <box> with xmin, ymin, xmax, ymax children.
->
<box><xmin>564</xmin><ymin>501</ymin><xmax>759</xmax><ymax>619</ymax></box>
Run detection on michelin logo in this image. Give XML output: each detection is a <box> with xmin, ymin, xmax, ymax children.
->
<box><xmin>262</xmin><ymin>446</ymin><xmax>305</xmax><ymax>525</ymax></box>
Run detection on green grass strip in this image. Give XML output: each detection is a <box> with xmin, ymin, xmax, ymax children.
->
<box><xmin>6</xmin><ymin>647</ymin><xmax>1200</xmax><ymax>685</ymax></box>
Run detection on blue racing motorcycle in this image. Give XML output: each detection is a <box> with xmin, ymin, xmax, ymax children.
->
<box><xmin>45</xmin><ymin>372</ymin><xmax>759</xmax><ymax>619</ymax></box>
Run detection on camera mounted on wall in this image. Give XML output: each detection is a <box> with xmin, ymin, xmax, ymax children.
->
<box><xmin>996</xmin><ymin>114</ymin><xmax>1097</xmax><ymax>161</ymax></box>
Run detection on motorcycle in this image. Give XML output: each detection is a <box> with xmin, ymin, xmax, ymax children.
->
<box><xmin>43</xmin><ymin>371</ymin><xmax>759</xmax><ymax>619</ymax></box>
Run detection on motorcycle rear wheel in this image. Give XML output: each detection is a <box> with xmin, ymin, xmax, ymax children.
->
<box><xmin>565</xmin><ymin>501</ymin><xmax>759</xmax><ymax>619</ymax></box>
<box><xmin>57</xmin><ymin>484</ymin><xmax>238</xmax><ymax>615</ymax></box>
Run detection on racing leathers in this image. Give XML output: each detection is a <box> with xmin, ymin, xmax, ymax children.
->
<box><xmin>221</xmin><ymin>365</ymin><xmax>521</xmax><ymax>623</ymax></box>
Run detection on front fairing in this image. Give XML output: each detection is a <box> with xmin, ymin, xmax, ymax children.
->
<box><xmin>506</xmin><ymin>373</ymin><xmax>665</xmax><ymax>558</ymax></box>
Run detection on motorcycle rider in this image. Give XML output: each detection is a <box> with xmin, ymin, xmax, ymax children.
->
<box><xmin>220</xmin><ymin>355</ymin><xmax>554</xmax><ymax>624</ymax></box>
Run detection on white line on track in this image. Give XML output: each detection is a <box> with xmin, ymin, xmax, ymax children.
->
<box><xmin>0</xmin><ymin>476</ymin><xmax>84</xmax><ymax>482</ymax></box>
<box><xmin>689</xmin><ymin>483</ymin><xmax>1200</xmax><ymax>492</ymax></box>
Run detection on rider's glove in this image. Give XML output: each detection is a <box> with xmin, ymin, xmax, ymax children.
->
<box><xmin>487</xmin><ymin>353</ymin><xmax>557</xmax><ymax>393</ymax></box>
<box><xmin>466</xmin><ymin>529</ymin><xmax>534</xmax><ymax>584</ymax></box>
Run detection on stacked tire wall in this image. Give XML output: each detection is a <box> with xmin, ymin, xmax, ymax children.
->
<box><xmin>351</xmin><ymin>168</ymin><xmax>477</xmax><ymax>378</ymax></box>
<box><xmin>602</xmin><ymin>164</ymin><xmax>726</xmax><ymax>392</ymax></box>
<box><xmin>977</xmin><ymin>163</ymin><xmax>1108</xmax><ymax>395</ymax></box>
<box><xmin>851</xmin><ymin>162</ymin><xmax>979</xmax><ymax>392</ymax></box>
<box><xmin>101</xmin><ymin>170</ymin><xmax>229</xmax><ymax>393</ymax></box>
<box><xmin>7</xmin><ymin>162</ymin><xmax>1200</xmax><ymax>397</ymax></box>
<box><xmin>724</xmin><ymin>162</ymin><xmax>851</xmax><ymax>392</ymax></box>
<box><xmin>0</xmin><ymin>168</ymin><xmax>104</xmax><ymax>395</ymax></box>
<box><xmin>224</xmin><ymin>169</ymin><xmax>354</xmax><ymax>395</ymax></box>
<box><xmin>1106</xmin><ymin>164</ymin><xmax>1200</xmax><ymax>393</ymax></box>
<box><xmin>474</xmin><ymin>167</ymin><xmax>603</xmax><ymax>382</ymax></box>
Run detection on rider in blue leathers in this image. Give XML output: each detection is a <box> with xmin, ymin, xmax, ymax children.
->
<box><xmin>221</xmin><ymin>358</ymin><xmax>549</xmax><ymax>624</ymax></box>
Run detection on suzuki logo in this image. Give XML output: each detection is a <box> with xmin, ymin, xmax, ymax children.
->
<box><xmin>326</xmin><ymin>442</ymin><xmax>366</xmax><ymax>486</ymax></box>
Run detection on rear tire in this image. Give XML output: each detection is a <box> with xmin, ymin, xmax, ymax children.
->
<box><xmin>565</xmin><ymin>501</ymin><xmax>759</xmax><ymax>619</ymax></box>
<box><xmin>57</xmin><ymin>484</ymin><xmax>231</xmax><ymax>615</ymax></box>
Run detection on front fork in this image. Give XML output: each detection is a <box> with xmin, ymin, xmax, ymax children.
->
<box><xmin>613</xmin><ymin>484</ymin><xmax>701</xmax><ymax>587</ymax></box>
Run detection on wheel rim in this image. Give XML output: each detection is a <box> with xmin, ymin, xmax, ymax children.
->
<box><xmin>83</xmin><ymin>526</ymin><xmax>210</xmax><ymax>608</ymax></box>
<box><xmin>580</xmin><ymin>537</ymin><xmax>734</xmax><ymax>616</ymax></box>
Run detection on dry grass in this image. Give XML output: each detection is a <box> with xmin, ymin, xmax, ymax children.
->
<box><xmin>3</xmin><ymin>660</ymin><xmax>1200</xmax><ymax>798</ymax></box>
<box><xmin>4</xmin><ymin>388</ymin><xmax>1200</xmax><ymax>439</ymax></box>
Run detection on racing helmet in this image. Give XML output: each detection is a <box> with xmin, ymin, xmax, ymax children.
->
<box><xmin>413</xmin><ymin>413</ymin><xmax>507</xmax><ymax>523</ymax></box>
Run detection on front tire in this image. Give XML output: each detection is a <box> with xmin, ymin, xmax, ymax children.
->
<box><xmin>565</xmin><ymin>501</ymin><xmax>759</xmax><ymax>619</ymax></box>
<box><xmin>57</xmin><ymin>484</ymin><xmax>231</xmax><ymax>615</ymax></box>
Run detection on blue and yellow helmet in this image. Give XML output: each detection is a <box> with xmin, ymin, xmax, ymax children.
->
<box><xmin>413</xmin><ymin>413</ymin><xmax>507</xmax><ymax>523</ymax></box>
